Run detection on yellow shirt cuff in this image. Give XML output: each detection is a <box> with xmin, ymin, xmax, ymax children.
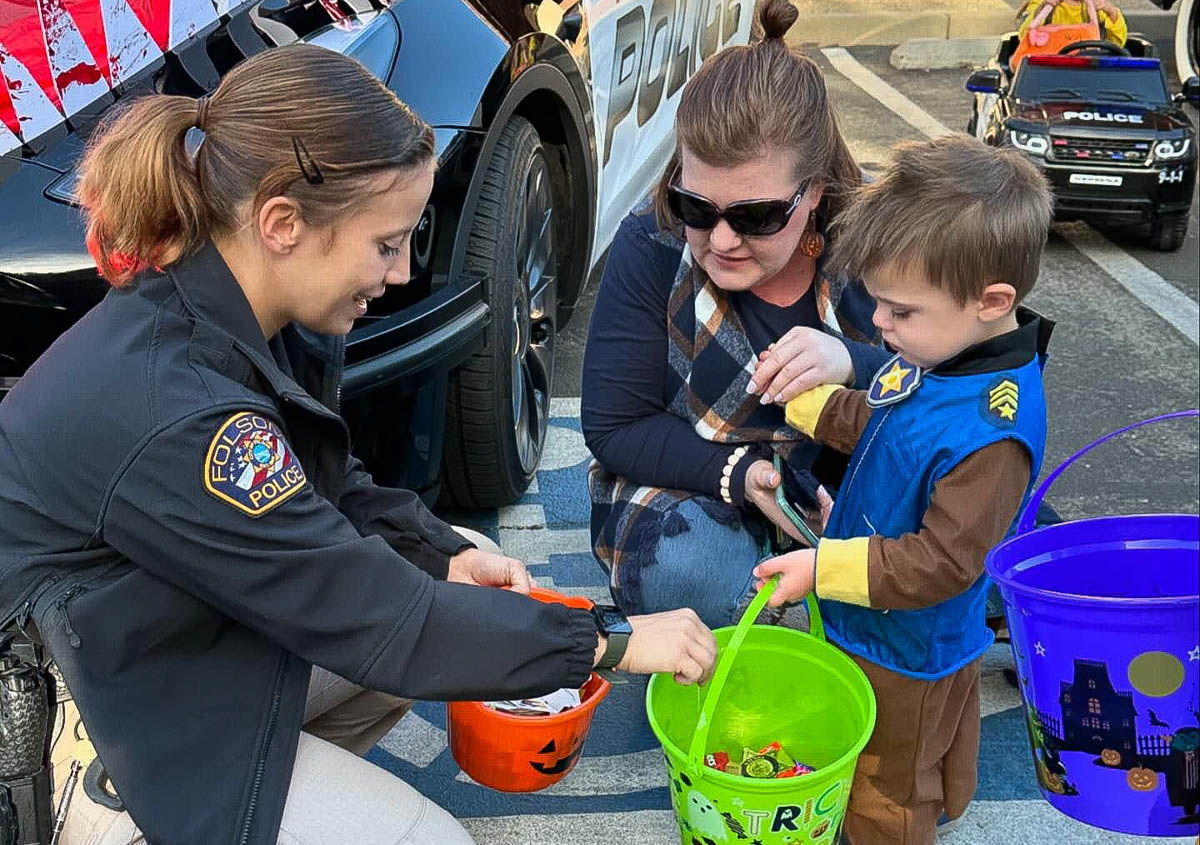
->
<box><xmin>815</xmin><ymin>536</ymin><xmax>871</xmax><ymax>606</ymax></box>
<box><xmin>784</xmin><ymin>385</ymin><xmax>844</xmax><ymax>438</ymax></box>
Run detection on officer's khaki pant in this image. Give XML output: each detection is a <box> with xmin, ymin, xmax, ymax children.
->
<box><xmin>51</xmin><ymin>527</ymin><xmax>499</xmax><ymax>844</ymax></box>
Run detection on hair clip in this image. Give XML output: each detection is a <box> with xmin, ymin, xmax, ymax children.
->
<box><xmin>292</xmin><ymin>136</ymin><xmax>324</xmax><ymax>185</ymax></box>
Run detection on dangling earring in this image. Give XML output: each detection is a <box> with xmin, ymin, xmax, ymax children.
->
<box><xmin>798</xmin><ymin>210</ymin><xmax>825</xmax><ymax>259</ymax></box>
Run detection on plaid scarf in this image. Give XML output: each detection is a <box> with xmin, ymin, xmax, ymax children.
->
<box><xmin>589</xmin><ymin>236</ymin><xmax>871</xmax><ymax>598</ymax></box>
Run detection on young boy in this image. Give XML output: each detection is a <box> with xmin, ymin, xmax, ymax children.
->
<box><xmin>754</xmin><ymin>134</ymin><xmax>1054</xmax><ymax>844</ymax></box>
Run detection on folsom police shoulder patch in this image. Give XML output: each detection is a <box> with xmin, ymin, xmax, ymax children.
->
<box><xmin>982</xmin><ymin>376</ymin><xmax>1019</xmax><ymax>428</ymax></box>
<box><xmin>204</xmin><ymin>412</ymin><xmax>307</xmax><ymax>517</ymax></box>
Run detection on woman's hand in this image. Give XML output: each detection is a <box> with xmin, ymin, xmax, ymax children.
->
<box><xmin>604</xmin><ymin>608</ymin><xmax>717</xmax><ymax>685</ymax></box>
<box><xmin>747</xmin><ymin>327</ymin><xmax>853</xmax><ymax>406</ymax></box>
<box><xmin>447</xmin><ymin>548</ymin><xmax>533</xmax><ymax>594</ymax></box>
<box><xmin>743</xmin><ymin>459</ymin><xmax>834</xmax><ymax>544</ymax></box>
<box><xmin>742</xmin><ymin>459</ymin><xmax>808</xmax><ymax>543</ymax></box>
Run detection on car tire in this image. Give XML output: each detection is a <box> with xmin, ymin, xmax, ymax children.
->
<box><xmin>440</xmin><ymin>116</ymin><xmax>558</xmax><ymax>508</ymax></box>
<box><xmin>1176</xmin><ymin>0</ymin><xmax>1198</xmax><ymax>85</ymax></box>
<box><xmin>1147</xmin><ymin>214</ymin><xmax>1189</xmax><ymax>251</ymax></box>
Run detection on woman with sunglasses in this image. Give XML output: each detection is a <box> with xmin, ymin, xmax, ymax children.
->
<box><xmin>582</xmin><ymin>0</ymin><xmax>890</xmax><ymax>629</ymax></box>
<box><xmin>0</xmin><ymin>45</ymin><xmax>717</xmax><ymax>844</ymax></box>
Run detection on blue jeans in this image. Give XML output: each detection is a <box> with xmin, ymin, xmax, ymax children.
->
<box><xmin>611</xmin><ymin>499</ymin><xmax>762</xmax><ymax>630</ymax></box>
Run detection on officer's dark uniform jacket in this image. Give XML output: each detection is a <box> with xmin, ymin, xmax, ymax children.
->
<box><xmin>0</xmin><ymin>244</ymin><xmax>599</xmax><ymax>844</ymax></box>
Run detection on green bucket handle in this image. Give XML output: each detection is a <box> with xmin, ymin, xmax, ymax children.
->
<box><xmin>684</xmin><ymin>578</ymin><xmax>825</xmax><ymax>775</ymax></box>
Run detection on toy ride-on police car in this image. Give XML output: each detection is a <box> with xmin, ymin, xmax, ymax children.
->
<box><xmin>965</xmin><ymin>36</ymin><xmax>1199</xmax><ymax>251</ymax></box>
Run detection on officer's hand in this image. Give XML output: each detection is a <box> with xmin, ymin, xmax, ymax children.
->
<box><xmin>610</xmin><ymin>609</ymin><xmax>717</xmax><ymax>685</ymax></box>
<box><xmin>447</xmin><ymin>548</ymin><xmax>533</xmax><ymax>594</ymax></box>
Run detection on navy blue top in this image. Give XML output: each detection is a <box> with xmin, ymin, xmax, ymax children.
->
<box><xmin>582</xmin><ymin>210</ymin><xmax>889</xmax><ymax>506</ymax></box>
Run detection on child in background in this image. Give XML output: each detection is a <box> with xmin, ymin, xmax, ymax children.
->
<box><xmin>1018</xmin><ymin>0</ymin><xmax>1128</xmax><ymax>48</ymax></box>
<box><xmin>753</xmin><ymin>134</ymin><xmax>1054</xmax><ymax>844</ymax></box>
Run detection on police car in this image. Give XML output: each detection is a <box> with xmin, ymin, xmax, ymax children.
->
<box><xmin>965</xmin><ymin>35</ymin><xmax>1200</xmax><ymax>250</ymax></box>
<box><xmin>0</xmin><ymin>0</ymin><xmax>752</xmax><ymax>507</ymax></box>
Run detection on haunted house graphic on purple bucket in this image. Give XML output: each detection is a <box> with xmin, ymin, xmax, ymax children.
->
<box><xmin>1058</xmin><ymin>660</ymin><xmax>1138</xmax><ymax>757</ymax></box>
<box><xmin>1033</xmin><ymin>658</ymin><xmax>1200</xmax><ymax>820</ymax></box>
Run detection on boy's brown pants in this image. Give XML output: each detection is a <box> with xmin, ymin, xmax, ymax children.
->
<box><xmin>841</xmin><ymin>654</ymin><xmax>982</xmax><ymax>845</ymax></box>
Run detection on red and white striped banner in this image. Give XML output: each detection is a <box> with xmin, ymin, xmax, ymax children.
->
<box><xmin>0</xmin><ymin>0</ymin><xmax>260</xmax><ymax>156</ymax></box>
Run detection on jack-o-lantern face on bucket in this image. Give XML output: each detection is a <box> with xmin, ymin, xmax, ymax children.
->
<box><xmin>529</xmin><ymin>736</ymin><xmax>585</xmax><ymax>776</ymax></box>
<box><xmin>1127</xmin><ymin>766</ymin><xmax>1159</xmax><ymax>792</ymax></box>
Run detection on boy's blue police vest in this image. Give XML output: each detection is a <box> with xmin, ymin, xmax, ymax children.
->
<box><xmin>820</xmin><ymin>353</ymin><xmax>1047</xmax><ymax>680</ymax></box>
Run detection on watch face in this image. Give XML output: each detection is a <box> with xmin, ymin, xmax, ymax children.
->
<box><xmin>593</xmin><ymin>605</ymin><xmax>633</xmax><ymax>636</ymax></box>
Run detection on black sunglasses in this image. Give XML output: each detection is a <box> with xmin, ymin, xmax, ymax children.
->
<box><xmin>667</xmin><ymin>171</ymin><xmax>809</xmax><ymax>237</ymax></box>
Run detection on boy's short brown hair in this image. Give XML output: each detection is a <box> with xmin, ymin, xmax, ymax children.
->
<box><xmin>830</xmin><ymin>134</ymin><xmax>1053</xmax><ymax>305</ymax></box>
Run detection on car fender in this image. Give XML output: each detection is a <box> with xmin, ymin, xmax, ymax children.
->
<box><xmin>383</xmin><ymin>0</ymin><xmax>509</xmax><ymax>130</ymax></box>
<box><xmin>446</xmin><ymin>34</ymin><xmax>598</xmax><ymax>314</ymax></box>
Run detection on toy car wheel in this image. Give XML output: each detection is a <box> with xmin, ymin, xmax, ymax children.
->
<box><xmin>1147</xmin><ymin>214</ymin><xmax>1190</xmax><ymax>251</ymax></box>
<box><xmin>441</xmin><ymin>116</ymin><xmax>558</xmax><ymax>507</ymax></box>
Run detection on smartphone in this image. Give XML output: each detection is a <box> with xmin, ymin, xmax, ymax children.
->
<box><xmin>772</xmin><ymin>453</ymin><xmax>821</xmax><ymax>548</ymax></box>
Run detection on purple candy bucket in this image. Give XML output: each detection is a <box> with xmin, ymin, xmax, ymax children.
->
<box><xmin>985</xmin><ymin>410</ymin><xmax>1200</xmax><ymax>837</ymax></box>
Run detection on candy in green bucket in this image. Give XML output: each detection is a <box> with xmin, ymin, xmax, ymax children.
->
<box><xmin>646</xmin><ymin>578</ymin><xmax>877</xmax><ymax>844</ymax></box>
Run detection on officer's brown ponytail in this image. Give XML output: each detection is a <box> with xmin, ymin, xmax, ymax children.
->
<box><xmin>80</xmin><ymin>96</ymin><xmax>206</xmax><ymax>284</ymax></box>
<box><xmin>79</xmin><ymin>44</ymin><xmax>434</xmax><ymax>287</ymax></box>
<box><xmin>653</xmin><ymin>0</ymin><xmax>860</xmax><ymax>233</ymax></box>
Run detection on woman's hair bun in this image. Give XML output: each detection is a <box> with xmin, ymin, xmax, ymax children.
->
<box><xmin>757</xmin><ymin>0</ymin><xmax>799</xmax><ymax>42</ymax></box>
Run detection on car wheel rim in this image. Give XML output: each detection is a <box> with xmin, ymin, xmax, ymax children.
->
<box><xmin>510</xmin><ymin>152</ymin><xmax>555</xmax><ymax>475</ymax></box>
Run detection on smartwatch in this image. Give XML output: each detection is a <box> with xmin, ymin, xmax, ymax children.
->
<box><xmin>590</xmin><ymin>604</ymin><xmax>632</xmax><ymax>672</ymax></box>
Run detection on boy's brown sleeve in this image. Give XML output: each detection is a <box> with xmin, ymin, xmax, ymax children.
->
<box><xmin>814</xmin><ymin>439</ymin><xmax>1031</xmax><ymax>609</ymax></box>
<box><xmin>784</xmin><ymin>386</ymin><xmax>873</xmax><ymax>454</ymax></box>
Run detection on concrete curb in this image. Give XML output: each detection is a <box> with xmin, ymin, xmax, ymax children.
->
<box><xmin>890</xmin><ymin>36</ymin><xmax>998</xmax><ymax>69</ymax></box>
<box><xmin>786</xmin><ymin>11</ymin><xmax>1014</xmax><ymax>47</ymax></box>
<box><xmin>785</xmin><ymin>9</ymin><xmax>1175</xmax><ymax>49</ymax></box>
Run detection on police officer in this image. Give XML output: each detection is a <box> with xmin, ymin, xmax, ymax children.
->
<box><xmin>0</xmin><ymin>45</ymin><xmax>716</xmax><ymax>844</ymax></box>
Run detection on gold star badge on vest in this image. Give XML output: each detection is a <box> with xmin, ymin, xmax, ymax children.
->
<box><xmin>983</xmin><ymin>376</ymin><xmax>1019</xmax><ymax>428</ymax></box>
<box><xmin>866</xmin><ymin>354</ymin><xmax>923</xmax><ymax>408</ymax></box>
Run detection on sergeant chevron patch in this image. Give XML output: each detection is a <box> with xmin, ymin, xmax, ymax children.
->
<box><xmin>983</xmin><ymin>377</ymin><xmax>1019</xmax><ymax>428</ymax></box>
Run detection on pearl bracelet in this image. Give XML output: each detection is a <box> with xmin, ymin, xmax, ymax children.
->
<box><xmin>719</xmin><ymin>445</ymin><xmax>749</xmax><ymax>504</ymax></box>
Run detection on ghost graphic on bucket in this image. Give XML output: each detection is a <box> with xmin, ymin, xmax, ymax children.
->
<box><xmin>686</xmin><ymin>790</ymin><xmax>728</xmax><ymax>841</ymax></box>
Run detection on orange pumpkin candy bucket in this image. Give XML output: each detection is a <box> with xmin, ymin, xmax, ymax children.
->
<box><xmin>446</xmin><ymin>587</ymin><xmax>611</xmax><ymax>792</ymax></box>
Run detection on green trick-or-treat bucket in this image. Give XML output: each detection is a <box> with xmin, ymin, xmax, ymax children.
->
<box><xmin>647</xmin><ymin>580</ymin><xmax>877</xmax><ymax>845</ymax></box>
